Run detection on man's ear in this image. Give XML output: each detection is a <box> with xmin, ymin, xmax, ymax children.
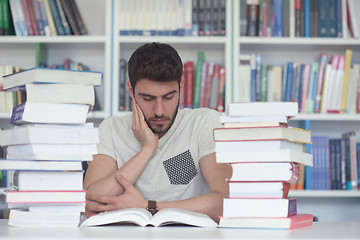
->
<box><xmin>127</xmin><ymin>81</ymin><xmax>134</xmax><ymax>99</ymax></box>
<box><xmin>179</xmin><ymin>78</ymin><xmax>184</xmax><ymax>97</ymax></box>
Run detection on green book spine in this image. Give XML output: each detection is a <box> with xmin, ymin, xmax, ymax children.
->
<box><xmin>193</xmin><ymin>51</ymin><xmax>204</xmax><ymax>108</ymax></box>
<box><xmin>260</xmin><ymin>64</ymin><xmax>267</xmax><ymax>101</ymax></box>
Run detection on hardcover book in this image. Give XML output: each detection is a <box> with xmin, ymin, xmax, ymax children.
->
<box><xmin>10</xmin><ymin>102</ymin><xmax>90</xmax><ymax>125</ymax></box>
<box><xmin>2</xmin><ymin>67</ymin><xmax>102</xmax><ymax>90</ymax></box>
<box><xmin>223</xmin><ymin>198</ymin><xmax>297</xmax><ymax>218</ymax></box>
<box><xmin>80</xmin><ymin>208</ymin><xmax>217</xmax><ymax>228</ymax></box>
<box><xmin>229</xmin><ymin>162</ymin><xmax>300</xmax><ymax>183</ymax></box>
<box><xmin>219</xmin><ymin>214</ymin><xmax>313</xmax><ymax>229</ymax></box>
<box><xmin>213</xmin><ymin>126</ymin><xmax>311</xmax><ymax>143</ymax></box>
<box><xmin>225</xmin><ymin>101</ymin><xmax>298</xmax><ymax>117</ymax></box>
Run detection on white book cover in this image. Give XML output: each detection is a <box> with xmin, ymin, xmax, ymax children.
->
<box><xmin>347</xmin><ymin>64</ymin><xmax>360</xmax><ymax>114</ymax></box>
<box><xmin>238</xmin><ymin>54</ymin><xmax>251</xmax><ymax>102</ymax></box>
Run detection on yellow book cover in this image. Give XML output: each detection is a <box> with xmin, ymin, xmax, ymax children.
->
<box><xmin>340</xmin><ymin>49</ymin><xmax>353</xmax><ymax>113</ymax></box>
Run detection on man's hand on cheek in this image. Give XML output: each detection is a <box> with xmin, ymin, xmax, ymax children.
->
<box><xmin>131</xmin><ymin>98</ymin><xmax>158</xmax><ymax>154</ymax></box>
<box><xmin>85</xmin><ymin>175</ymin><xmax>147</xmax><ymax>214</ymax></box>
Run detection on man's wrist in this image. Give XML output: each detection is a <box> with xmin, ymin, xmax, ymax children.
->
<box><xmin>146</xmin><ymin>200</ymin><xmax>158</xmax><ymax>215</ymax></box>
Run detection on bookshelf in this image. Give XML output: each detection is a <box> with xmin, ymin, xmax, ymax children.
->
<box><xmin>0</xmin><ymin>0</ymin><xmax>112</xmax><ymax>121</ymax></box>
<box><xmin>0</xmin><ymin>0</ymin><xmax>360</xmax><ymax>222</ymax></box>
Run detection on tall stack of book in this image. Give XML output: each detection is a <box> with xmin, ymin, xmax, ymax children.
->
<box><xmin>215</xmin><ymin>102</ymin><xmax>314</xmax><ymax>230</ymax></box>
<box><xmin>0</xmin><ymin>67</ymin><xmax>102</xmax><ymax>227</ymax></box>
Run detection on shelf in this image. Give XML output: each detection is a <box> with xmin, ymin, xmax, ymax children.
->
<box><xmin>238</xmin><ymin>37</ymin><xmax>360</xmax><ymax>45</ymax></box>
<box><xmin>0</xmin><ymin>113</ymin><xmax>11</xmax><ymax>119</ymax></box>
<box><xmin>0</xmin><ymin>36</ymin><xmax>106</xmax><ymax>43</ymax></box>
<box><xmin>291</xmin><ymin>114</ymin><xmax>360</xmax><ymax>121</ymax></box>
<box><xmin>289</xmin><ymin>190</ymin><xmax>360</xmax><ymax>198</ymax></box>
<box><xmin>118</xmin><ymin>36</ymin><xmax>227</xmax><ymax>44</ymax></box>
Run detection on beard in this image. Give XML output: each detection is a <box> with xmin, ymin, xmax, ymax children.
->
<box><xmin>145</xmin><ymin>101</ymin><xmax>179</xmax><ymax>135</ymax></box>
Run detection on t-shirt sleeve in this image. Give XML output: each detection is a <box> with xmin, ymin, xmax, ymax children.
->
<box><xmin>197</xmin><ymin>109</ymin><xmax>223</xmax><ymax>160</ymax></box>
<box><xmin>96</xmin><ymin>118</ymin><xmax>116</xmax><ymax>159</ymax></box>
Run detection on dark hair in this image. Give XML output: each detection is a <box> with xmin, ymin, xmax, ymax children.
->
<box><xmin>128</xmin><ymin>42</ymin><xmax>183</xmax><ymax>89</ymax></box>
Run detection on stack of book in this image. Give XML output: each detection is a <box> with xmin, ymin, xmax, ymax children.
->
<box><xmin>215</xmin><ymin>102</ymin><xmax>314</xmax><ymax>230</ymax></box>
<box><xmin>0</xmin><ymin>67</ymin><xmax>102</xmax><ymax>227</ymax></box>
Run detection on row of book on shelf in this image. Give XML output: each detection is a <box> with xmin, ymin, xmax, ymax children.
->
<box><xmin>0</xmin><ymin>0</ymin><xmax>87</xmax><ymax>36</ymax></box>
<box><xmin>119</xmin><ymin>52</ymin><xmax>226</xmax><ymax>112</ymax></box>
<box><xmin>0</xmin><ymin>67</ymin><xmax>102</xmax><ymax>227</ymax></box>
<box><xmin>238</xmin><ymin>49</ymin><xmax>360</xmax><ymax>114</ymax></box>
<box><xmin>215</xmin><ymin>101</ymin><xmax>314</xmax><ymax>229</ymax></box>
<box><xmin>241</xmin><ymin>0</ymin><xmax>360</xmax><ymax>38</ymax></box>
<box><xmin>301</xmin><ymin>133</ymin><xmax>360</xmax><ymax>191</ymax></box>
<box><xmin>119</xmin><ymin>0</ymin><xmax>226</xmax><ymax>37</ymax></box>
<box><xmin>0</xmin><ymin>62</ymin><xmax>101</xmax><ymax>113</ymax></box>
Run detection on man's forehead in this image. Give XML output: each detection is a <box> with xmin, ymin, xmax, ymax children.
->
<box><xmin>135</xmin><ymin>79</ymin><xmax>179</xmax><ymax>96</ymax></box>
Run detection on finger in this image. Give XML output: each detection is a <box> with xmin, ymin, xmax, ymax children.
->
<box><xmin>86</xmin><ymin>194</ymin><xmax>115</xmax><ymax>204</ymax></box>
<box><xmin>115</xmin><ymin>175</ymin><xmax>133</xmax><ymax>191</ymax></box>
<box><xmin>86</xmin><ymin>202</ymin><xmax>117</xmax><ymax>213</ymax></box>
<box><xmin>132</xmin><ymin>98</ymin><xmax>140</xmax><ymax>128</ymax></box>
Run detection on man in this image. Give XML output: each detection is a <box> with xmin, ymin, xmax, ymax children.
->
<box><xmin>84</xmin><ymin>42</ymin><xmax>231</xmax><ymax>221</ymax></box>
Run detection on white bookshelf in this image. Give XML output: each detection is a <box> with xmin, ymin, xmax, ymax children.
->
<box><xmin>0</xmin><ymin>0</ymin><xmax>112</xmax><ymax>119</ymax></box>
<box><xmin>289</xmin><ymin>190</ymin><xmax>360</xmax><ymax>198</ymax></box>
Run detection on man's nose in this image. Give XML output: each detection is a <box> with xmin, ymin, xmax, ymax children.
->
<box><xmin>154</xmin><ymin>99</ymin><xmax>165</xmax><ymax>116</ymax></box>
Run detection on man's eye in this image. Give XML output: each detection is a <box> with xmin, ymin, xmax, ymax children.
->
<box><xmin>143</xmin><ymin>97</ymin><xmax>153</xmax><ymax>101</ymax></box>
<box><xmin>164</xmin><ymin>95</ymin><xmax>174</xmax><ymax>100</ymax></box>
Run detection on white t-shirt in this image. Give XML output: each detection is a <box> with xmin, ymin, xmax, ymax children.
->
<box><xmin>97</xmin><ymin>108</ymin><xmax>222</xmax><ymax>202</ymax></box>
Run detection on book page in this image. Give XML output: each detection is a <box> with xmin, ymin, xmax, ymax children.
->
<box><xmin>150</xmin><ymin>208</ymin><xmax>217</xmax><ymax>228</ymax></box>
<box><xmin>80</xmin><ymin>208</ymin><xmax>152</xmax><ymax>227</ymax></box>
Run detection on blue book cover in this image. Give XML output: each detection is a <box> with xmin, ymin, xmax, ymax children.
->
<box><xmin>304</xmin><ymin>0</ymin><xmax>310</xmax><ymax>37</ymax></box>
<box><xmin>255</xmin><ymin>54</ymin><xmax>262</xmax><ymax>101</ymax></box>
<box><xmin>285</xmin><ymin>62</ymin><xmax>293</xmax><ymax>102</ymax></box>
<box><xmin>323</xmin><ymin>136</ymin><xmax>330</xmax><ymax>190</ymax></box>
<box><xmin>273</xmin><ymin>0</ymin><xmax>283</xmax><ymax>37</ymax></box>
<box><xmin>282</xmin><ymin>63</ymin><xmax>288</xmax><ymax>101</ymax></box>
<box><xmin>336</xmin><ymin>0</ymin><xmax>342</xmax><ymax>37</ymax></box>
<box><xmin>297</xmin><ymin>64</ymin><xmax>305</xmax><ymax>112</ymax></box>
<box><xmin>304</xmin><ymin>120</ymin><xmax>312</xmax><ymax>190</ymax></box>
<box><xmin>356</xmin><ymin>143</ymin><xmax>360</xmax><ymax>189</ymax></box>
<box><xmin>48</xmin><ymin>0</ymin><xmax>65</xmax><ymax>35</ymax></box>
<box><xmin>307</xmin><ymin>62</ymin><xmax>319</xmax><ymax>113</ymax></box>
<box><xmin>318</xmin><ymin>0</ymin><xmax>328</xmax><ymax>37</ymax></box>
<box><xmin>328</xmin><ymin>0</ymin><xmax>337</xmax><ymax>37</ymax></box>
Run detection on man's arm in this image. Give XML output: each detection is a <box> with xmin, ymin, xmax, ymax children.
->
<box><xmin>157</xmin><ymin>153</ymin><xmax>232</xmax><ymax>221</ymax></box>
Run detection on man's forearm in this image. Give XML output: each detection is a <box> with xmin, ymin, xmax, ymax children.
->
<box><xmin>85</xmin><ymin>147</ymin><xmax>155</xmax><ymax>196</ymax></box>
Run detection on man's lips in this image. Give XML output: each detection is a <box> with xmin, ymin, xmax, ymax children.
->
<box><xmin>151</xmin><ymin>119</ymin><xmax>167</xmax><ymax>125</ymax></box>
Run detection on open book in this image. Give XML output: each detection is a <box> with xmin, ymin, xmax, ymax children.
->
<box><xmin>80</xmin><ymin>208</ymin><xmax>218</xmax><ymax>227</ymax></box>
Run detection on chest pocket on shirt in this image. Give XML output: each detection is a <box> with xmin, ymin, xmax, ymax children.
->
<box><xmin>162</xmin><ymin>150</ymin><xmax>197</xmax><ymax>185</ymax></box>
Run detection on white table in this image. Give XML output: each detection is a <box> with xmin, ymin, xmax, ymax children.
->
<box><xmin>0</xmin><ymin>219</ymin><xmax>359</xmax><ymax>240</ymax></box>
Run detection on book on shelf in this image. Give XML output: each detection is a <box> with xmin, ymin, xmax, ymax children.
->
<box><xmin>228</xmin><ymin>181</ymin><xmax>288</xmax><ymax>199</ymax></box>
<box><xmin>0</xmin><ymin>159</ymin><xmax>83</xmax><ymax>171</ymax></box>
<box><xmin>213</xmin><ymin>126</ymin><xmax>311</xmax><ymax>143</ymax></box>
<box><xmin>80</xmin><ymin>208</ymin><xmax>217</xmax><ymax>228</ymax></box>
<box><xmin>5</xmin><ymin>190</ymin><xmax>86</xmax><ymax>204</ymax></box>
<box><xmin>2</xmin><ymin>68</ymin><xmax>102</xmax><ymax>90</ymax></box>
<box><xmin>10</xmin><ymin>102</ymin><xmax>90</xmax><ymax>125</ymax></box>
<box><xmin>223</xmin><ymin>198</ymin><xmax>297</xmax><ymax>218</ymax></box>
<box><xmin>13</xmin><ymin>170</ymin><xmax>83</xmax><ymax>191</ymax></box>
<box><xmin>0</xmin><ymin>123</ymin><xmax>99</xmax><ymax>146</ymax></box>
<box><xmin>225</xmin><ymin>102</ymin><xmax>298</xmax><ymax>117</ymax></box>
<box><xmin>216</xmin><ymin>149</ymin><xmax>313</xmax><ymax>166</ymax></box>
<box><xmin>6</xmin><ymin>143</ymin><xmax>97</xmax><ymax>156</ymax></box>
<box><xmin>229</xmin><ymin>162</ymin><xmax>299</xmax><ymax>183</ymax></box>
<box><xmin>219</xmin><ymin>214</ymin><xmax>313</xmax><ymax>229</ymax></box>
<box><xmin>8</xmin><ymin>209</ymin><xmax>81</xmax><ymax>227</ymax></box>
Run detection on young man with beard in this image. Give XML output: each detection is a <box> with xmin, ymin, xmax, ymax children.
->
<box><xmin>84</xmin><ymin>42</ymin><xmax>232</xmax><ymax>221</ymax></box>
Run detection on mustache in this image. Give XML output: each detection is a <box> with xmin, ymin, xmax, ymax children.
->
<box><xmin>149</xmin><ymin>116</ymin><xmax>170</xmax><ymax>121</ymax></box>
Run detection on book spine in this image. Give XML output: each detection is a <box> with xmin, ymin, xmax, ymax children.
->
<box><xmin>273</xmin><ymin>0</ymin><xmax>283</xmax><ymax>37</ymax></box>
<box><xmin>10</xmin><ymin>102</ymin><xmax>26</xmax><ymax>124</ymax></box>
<box><xmin>55</xmin><ymin>0</ymin><xmax>70</xmax><ymax>35</ymax></box>
<box><xmin>30</xmin><ymin>0</ymin><xmax>44</xmax><ymax>35</ymax></box>
<box><xmin>184</xmin><ymin>61</ymin><xmax>194</xmax><ymax>109</ymax></box>
<box><xmin>191</xmin><ymin>0</ymin><xmax>198</xmax><ymax>36</ymax></box>
<box><xmin>287</xmin><ymin>198</ymin><xmax>297</xmax><ymax>217</ymax></box>
<box><xmin>304</xmin><ymin>0</ymin><xmax>310</xmax><ymax>37</ymax></box>
<box><xmin>48</xmin><ymin>0</ymin><xmax>64</xmax><ymax>35</ymax></box>
<box><xmin>60</xmin><ymin>0</ymin><xmax>78</xmax><ymax>35</ymax></box>
<box><xmin>318</xmin><ymin>0</ymin><xmax>327</xmax><ymax>37</ymax></box>
<box><xmin>193</xmin><ymin>51</ymin><xmax>204</xmax><ymax>108</ymax></box>
<box><xmin>314</xmin><ymin>53</ymin><xmax>327</xmax><ymax>113</ymax></box>
<box><xmin>21</xmin><ymin>0</ymin><xmax>35</xmax><ymax>35</ymax></box>
<box><xmin>68</xmin><ymin>0</ymin><xmax>86</xmax><ymax>35</ymax></box>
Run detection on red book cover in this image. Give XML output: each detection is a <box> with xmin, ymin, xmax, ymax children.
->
<box><xmin>21</xmin><ymin>0</ymin><xmax>35</xmax><ymax>35</ymax></box>
<box><xmin>217</xmin><ymin>67</ymin><xmax>225</xmax><ymax>112</ymax></box>
<box><xmin>184</xmin><ymin>61</ymin><xmax>194</xmax><ymax>108</ymax></box>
